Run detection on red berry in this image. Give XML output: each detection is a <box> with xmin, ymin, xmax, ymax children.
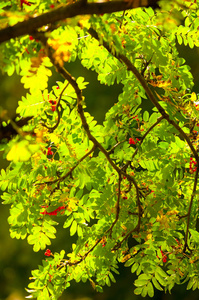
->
<box><xmin>162</xmin><ymin>256</ymin><xmax>167</xmax><ymax>263</ymax></box>
<box><xmin>44</xmin><ymin>249</ymin><xmax>52</xmax><ymax>256</ymax></box>
<box><xmin>129</xmin><ymin>138</ymin><xmax>136</xmax><ymax>145</ymax></box>
<box><xmin>20</xmin><ymin>0</ymin><xmax>32</xmax><ymax>8</ymax></box>
<box><xmin>47</xmin><ymin>147</ymin><xmax>53</xmax><ymax>156</ymax></box>
<box><xmin>49</xmin><ymin>100</ymin><xmax>57</xmax><ymax>112</ymax></box>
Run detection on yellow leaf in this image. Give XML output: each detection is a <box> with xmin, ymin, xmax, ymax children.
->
<box><xmin>191</xmin><ymin>92</ymin><xmax>197</xmax><ymax>102</ymax></box>
<box><xmin>7</xmin><ymin>141</ymin><xmax>31</xmax><ymax>162</ymax></box>
<box><xmin>121</xmin><ymin>254</ymin><xmax>131</xmax><ymax>262</ymax></box>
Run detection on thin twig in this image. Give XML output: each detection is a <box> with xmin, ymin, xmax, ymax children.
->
<box><xmin>107</xmin><ymin>174</ymin><xmax>122</xmax><ymax>236</ymax></box>
<box><xmin>35</xmin><ymin>32</ymin><xmax>132</xmax><ymax>177</ymax></box>
<box><xmin>42</xmin><ymin>82</ymin><xmax>69</xmax><ymax>132</ymax></box>
<box><xmin>112</xmin><ymin>225</ymin><xmax>140</xmax><ymax>251</ymax></box>
<box><xmin>108</xmin><ymin>139</ymin><xmax>126</xmax><ymax>155</ymax></box>
<box><xmin>183</xmin><ymin>168</ymin><xmax>199</xmax><ymax>253</ymax></box>
<box><xmin>132</xmin><ymin>116</ymin><xmax>164</xmax><ymax>159</ymax></box>
<box><xmin>36</xmin><ymin>144</ymin><xmax>96</xmax><ymax>186</ymax></box>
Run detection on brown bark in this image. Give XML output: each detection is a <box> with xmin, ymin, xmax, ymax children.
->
<box><xmin>0</xmin><ymin>0</ymin><xmax>159</xmax><ymax>44</ymax></box>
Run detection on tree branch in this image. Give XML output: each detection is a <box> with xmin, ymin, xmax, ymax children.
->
<box><xmin>88</xmin><ymin>27</ymin><xmax>199</xmax><ymax>253</ymax></box>
<box><xmin>106</xmin><ymin>174</ymin><xmax>122</xmax><ymax>236</ymax></box>
<box><xmin>34</xmin><ymin>32</ymin><xmax>124</xmax><ymax>176</ymax></box>
<box><xmin>41</xmin><ymin>82</ymin><xmax>69</xmax><ymax>132</ymax></box>
<box><xmin>35</xmin><ymin>29</ymin><xmax>143</xmax><ymax>248</ymax></box>
<box><xmin>119</xmin><ymin>54</ymin><xmax>199</xmax><ymax>163</ymax></box>
<box><xmin>42</xmin><ymin>144</ymin><xmax>96</xmax><ymax>185</ymax></box>
<box><xmin>88</xmin><ymin>28</ymin><xmax>199</xmax><ymax>162</ymax></box>
<box><xmin>132</xmin><ymin>116</ymin><xmax>164</xmax><ymax>159</ymax></box>
<box><xmin>183</xmin><ymin>168</ymin><xmax>199</xmax><ymax>253</ymax></box>
<box><xmin>0</xmin><ymin>116</ymin><xmax>33</xmax><ymax>142</ymax></box>
<box><xmin>0</xmin><ymin>0</ymin><xmax>159</xmax><ymax>44</ymax></box>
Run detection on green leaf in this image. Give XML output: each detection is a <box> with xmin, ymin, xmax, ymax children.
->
<box><xmin>141</xmin><ymin>286</ymin><xmax>148</xmax><ymax>297</ymax></box>
<box><xmin>131</xmin><ymin>263</ymin><xmax>139</xmax><ymax>273</ymax></box>
<box><xmin>190</xmin><ymin>229</ymin><xmax>199</xmax><ymax>243</ymax></box>
<box><xmin>105</xmin><ymin>276</ymin><xmax>111</xmax><ymax>287</ymax></box>
<box><xmin>187</xmin><ymin>277</ymin><xmax>195</xmax><ymax>290</ymax></box>
<box><xmin>134</xmin><ymin>287</ymin><xmax>143</xmax><ymax>295</ymax></box>
<box><xmin>134</xmin><ymin>279</ymin><xmax>148</xmax><ymax>287</ymax></box>
<box><xmin>138</xmin><ymin>274</ymin><xmax>151</xmax><ymax>281</ymax></box>
<box><xmin>63</xmin><ymin>215</ymin><xmax>73</xmax><ymax>228</ymax></box>
<box><xmin>2</xmin><ymin>2</ymin><xmax>199</xmax><ymax>299</ymax></box>
<box><xmin>143</xmin><ymin>111</ymin><xmax>149</xmax><ymax>122</ymax></box>
<box><xmin>156</xmin><ymin>266</ymin><xmax>167</xmax><ymax>278</ymax></box>
<box><xmin>152</xmin><ymin>277</ymin><xmax>163</xmax><ymax>291</ymax></box>
<box><xmin>147</xmin><ymin>282</ymin><xmax>154</xmax><ymax>297</ymax></box>
<box><xmin>70</xmin><ymin>220</ymin><xmax>77</xmax><ymax>236</ymax></box>
<box><xmin>155</xmin><ymin>272</ymin><xmax>167</xmax><ymax>287</ymax></box>
<box><xmin>124</xmin><ymin>258</ymin><xmax>134</xmax><ymax>267</ymax></box>
<box><xmin>109</xmin><ymin>272</ymin><xmax>116</xmax><ymax>283</ymax></box>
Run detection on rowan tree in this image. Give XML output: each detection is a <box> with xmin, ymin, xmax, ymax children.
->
<box><xmin>1</xmin><ymin>0</ymin><xmax>199</xmax><ymax>299</ymax></box>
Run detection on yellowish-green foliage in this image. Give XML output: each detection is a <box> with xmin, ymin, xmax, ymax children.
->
<box><xmin>1</xmin><ymin>0</ymin><xmax>199</xmax><ymax>299</ymax></box>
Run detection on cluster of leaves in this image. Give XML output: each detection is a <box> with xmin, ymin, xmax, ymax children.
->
<box><xmin>1</xmin><ymin>0</ymin><xmax>199</xmax><ymax>299</ymax></box>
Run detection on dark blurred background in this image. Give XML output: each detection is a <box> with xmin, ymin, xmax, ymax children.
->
<box><xmin>0</xmin><ymin>44</ymin><xmax>199</xmax><ymax>300</ymax></box>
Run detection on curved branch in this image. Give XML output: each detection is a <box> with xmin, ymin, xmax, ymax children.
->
<box><xmin>0</xmin><ymin>116</ymin><xmax>32</xmax><ymax>141</ymax></box>
<box><xmin>34</xmin><ymin>32</ymin><xmax>123</xmax><ymax>175</ymax></box>
<box><xmin>35</xmin><ymin>30</ymin><xmax>142</xmax><ymax>242</ymax></box>
<box><xmin>132</xmin><ymin>116</ymin><xmax>164</xmax><ymax>159</ymax></box>
<box><xmin>119</xmin><ymin>54</ymin><xmax>199</xmax><ymax>163</ymax></box>
<box><xmin>88</xmin><ymin>27</ymin><xmax>199</xmax><ymax>252</ymax></box>
<box><xmin>0</xmin><ymin>0</ymin><xmax>159</xmax><ymax>44</ymax></box>
<box><xmin>36</xmin><ymin>144</ymin><xmax>97</xmax><ymax>187</ymax></box>
<box><xmin>183</xmin><ymin>168</ymin><xmax>199</xmax><ymax>253</ymax></box>
<box><xmin>42</xmin><ymin>82</ymin><xmax>69</xmax><ymax>132</ymax></box>
<box><xmin>88</xmin><ymin>28</ymin><xmax>199</xmax><ymax>163</ymax></box>
<box><xmin>107</xmin><ymin>173</ymin><xmax>122</xmax><ymax>236</ymax></box>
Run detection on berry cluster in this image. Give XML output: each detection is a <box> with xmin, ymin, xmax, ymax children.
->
<box><xmin>157</xmin><ymin>239</ymin><xmax>181</xmax><ymax>263</ymax></box>
<box><xmin>160</xmin><ymin>250</ymin><xmax>167</xmax><ymax>263</ymax></box>
<box><xmin>101</xmin><ymin>237</ymin><xmax>107</xmax><ymax>247</ymax></box>
<box><xmin>129</xmin><ymin>137</ymin><xmax>140</xmax><ymax>145</ymax></box>
<box><xmin>132</xmin><ymin>115</ymin><xmax>139</xmax><ymax>122</ymax></box>
<box><xmin>20</xmin><ymin>0</ymin><xmax>32</xmax><ymax>8</ymax></box>
<box><xmin>49</xmin><ymin>100</ymin><xmax>57</xmax><ymax>112</ymax></box>
<box><xmin>41</xmin><ymin>206</ymin><xmax>65</xmax><ymax>216</ymax></box>
<box><xmin>42</xmin><ymin>93</ymin><xmax>58</xmax><ymax>112</ymax></box>
<box><xmin>44</xmin><ymin>249</ymin><xmax>52</xmax><ymax>257</ymax></box>
<box><xmin>189</xmin><ymin>157</ymin><xmax>197</xmax><ymax>173</ymax></box>
<box><xmin>47</xmin><ymin>147</ymin><xmax>53</xmax><ymax>156</ymax></box>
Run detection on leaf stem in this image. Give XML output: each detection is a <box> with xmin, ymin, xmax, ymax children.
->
<box><xmin>183</xmin><ymin>168</ymin><xmax>199</xmax><ymax>253</ymax></box>
<box><xmin>106</xmin><ymin>174</ymin><xmax>122</xmax><ymax>236</ymax></box>
<box><xmin>131</xmin><ymin>116</ymin><xmax>164</xmax><ymax>159</ymax></box>
<box><xmin>42</xmin><ymin>82</ymin><xmax>69</xmax><ymax>132</ymax></box>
